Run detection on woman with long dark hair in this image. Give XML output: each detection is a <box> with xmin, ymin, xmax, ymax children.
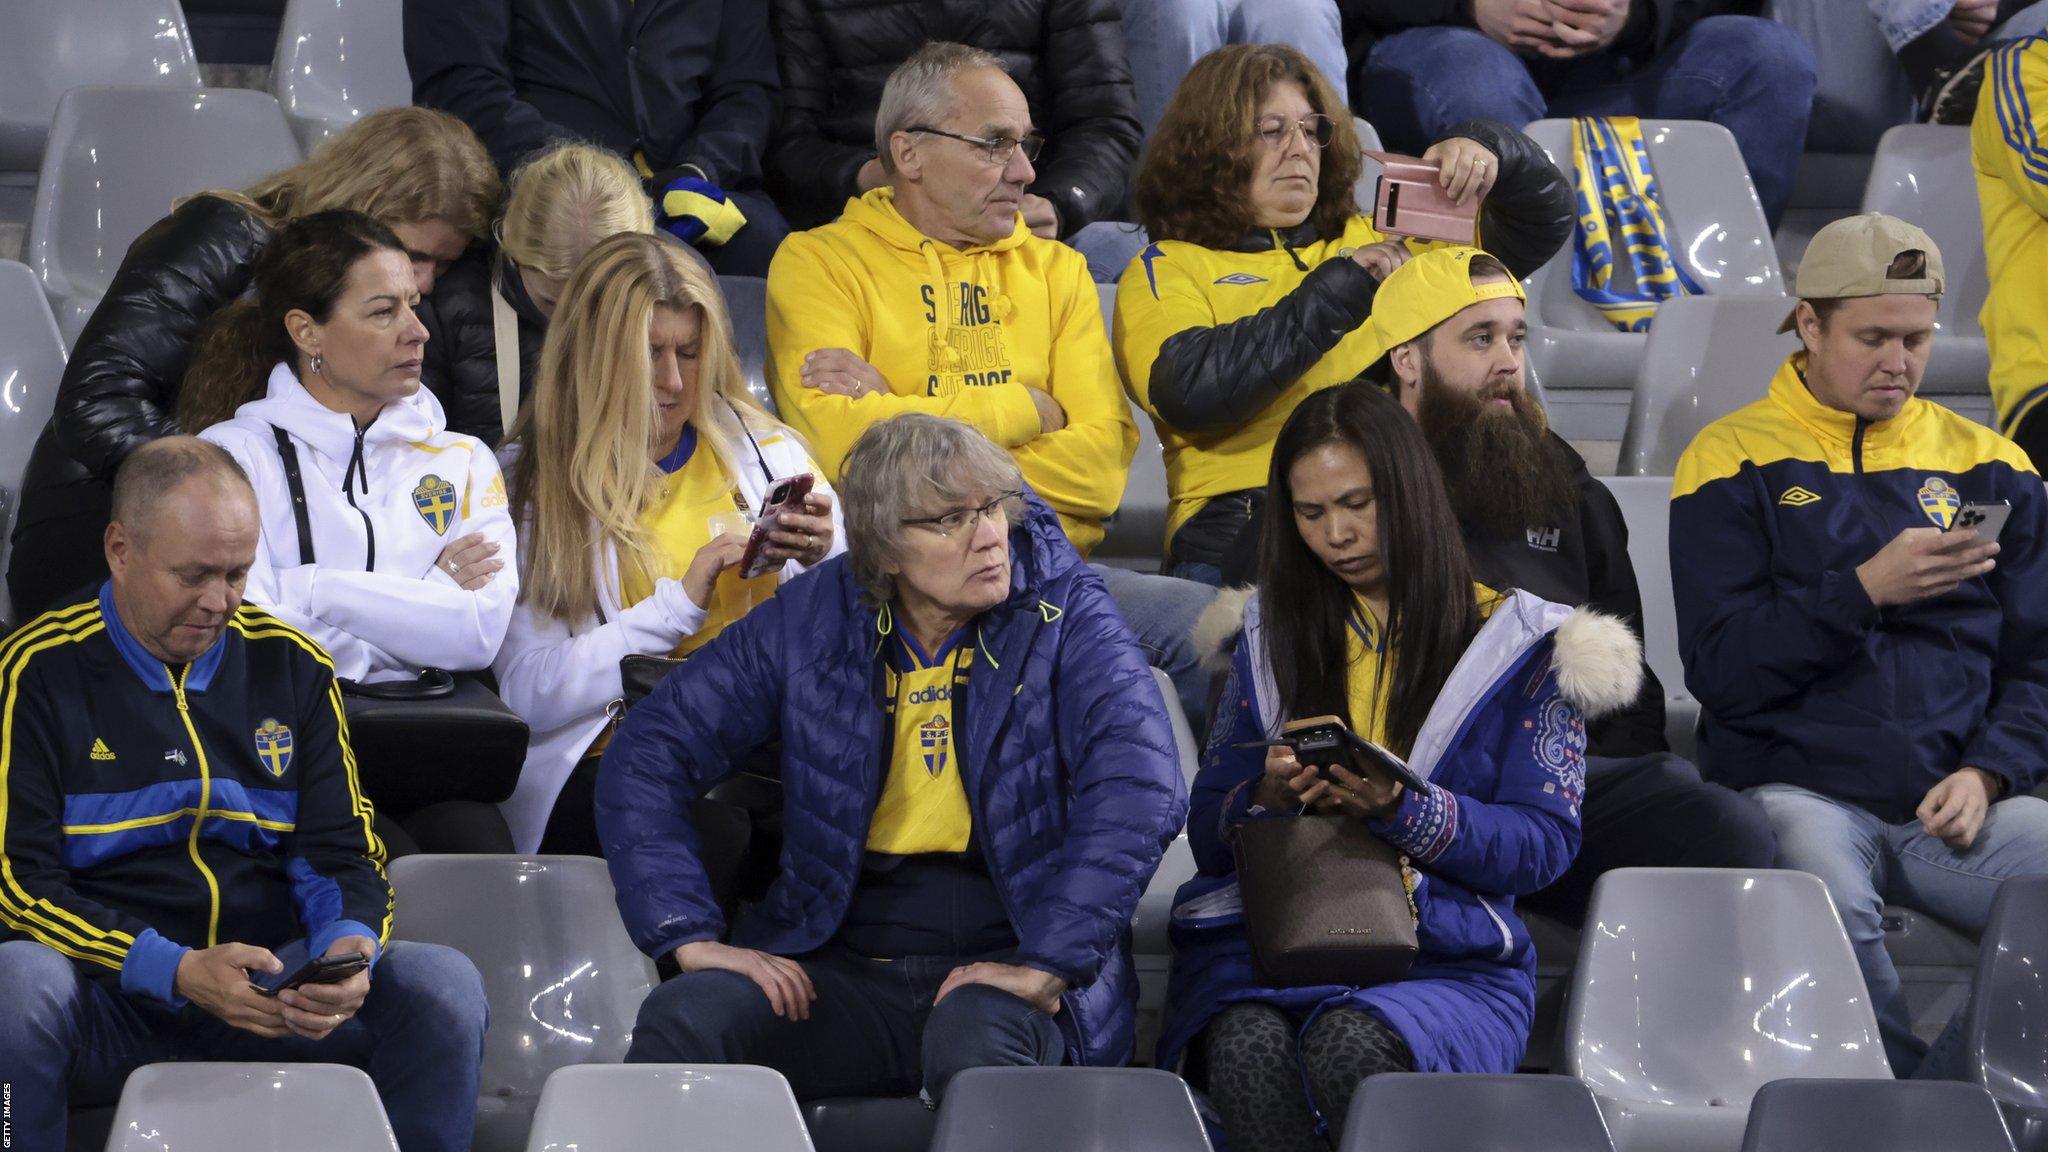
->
<box><xmin>1158</xmin><ymin>381</ymin><xmax>1640</xmax><ymax>1151</ymax></box>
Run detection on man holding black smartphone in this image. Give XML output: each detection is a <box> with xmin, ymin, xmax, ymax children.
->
<box><xmin>0</xmin><ymin>439</ymin><xmax>487</xmax><ymax>1152</ymax></box>
<box><xmin>1672</xmin><ymin>215</ymin><xmax>2048</xmax><ymax>1078</ymax></box>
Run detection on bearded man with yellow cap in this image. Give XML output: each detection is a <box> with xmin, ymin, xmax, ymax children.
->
<box><xmin>1221</xmin><ymin>246</ymin><xmax>1777</xmax><ymax>920</ymax></box>
<box><xmin>1671</xmin><ymin>213</ymin><xmax>2048</xmax><ymax>1077</ymax></box>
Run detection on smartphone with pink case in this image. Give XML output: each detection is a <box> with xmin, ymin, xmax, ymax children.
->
<box><xmin>1363</xmin><ymin>150</ymin><xmax>1479</xmax><ymax>244</ymax></box>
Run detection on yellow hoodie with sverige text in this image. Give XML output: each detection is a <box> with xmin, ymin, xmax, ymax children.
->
<box><xmin>765</xmin><ymin>188</ymin><xmax>1137</xmax><ymax>557</ymax></box>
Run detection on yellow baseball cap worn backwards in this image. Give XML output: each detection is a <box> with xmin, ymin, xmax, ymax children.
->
<box><xmin>1365</xmin><ymin>246</ymin><xmax>1527</xmax><ymax>351</ymax></box>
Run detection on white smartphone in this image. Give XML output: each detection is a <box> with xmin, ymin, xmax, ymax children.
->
<box><xmin>1946</xmin><ymin>501</ymin><xmax>2013</xmax><ymax>543</ymax></box>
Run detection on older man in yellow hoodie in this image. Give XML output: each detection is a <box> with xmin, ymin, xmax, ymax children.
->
<box><xmin>767</xmin><ymin>40</ymin><xmax>1136</xmax><ymax>556</ymax></box>
<box><xmin>768</xmin><ymin>41</ymin><xmax>1221</xmax><ymax>732</ymax></box>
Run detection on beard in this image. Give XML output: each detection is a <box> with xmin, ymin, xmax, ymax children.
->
<box><xmin>1415</xmin><ymin>359</ymin><xmax>1581</xmax><ymax>539</ymax></box>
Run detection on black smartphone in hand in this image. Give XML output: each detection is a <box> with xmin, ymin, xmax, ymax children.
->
<box><xmin>249</xmin><ymin>943</ymin><xmax>370</xmax><ymax>996</ymax></box>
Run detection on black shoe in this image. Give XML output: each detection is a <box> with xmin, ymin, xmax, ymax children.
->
<box><xmin>1920</xmin><ymin>43</ymin><xmax>1998</xmax><ymax>125</ymax></box>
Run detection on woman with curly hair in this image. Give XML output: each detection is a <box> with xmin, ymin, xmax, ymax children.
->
<box><xmin>1112</xmin><ymin>44</ymin><xmax>1572</xmax><ymax>585</ymax></box>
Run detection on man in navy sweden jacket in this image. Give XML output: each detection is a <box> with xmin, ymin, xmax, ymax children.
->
<box><xmin>1672</xmin><ymin>216</ymin><xmax>2048</xmax><ymax>1076</ymax></box>
<box><xmin>597</xmin><ymin>415</ymin><xmax>1186</xmax><ymax>1099</ymax></box>
<box><xmin>0</xmin><ymin>439</ymin><xmax>487</xmax><ymax>1152</ymax></box>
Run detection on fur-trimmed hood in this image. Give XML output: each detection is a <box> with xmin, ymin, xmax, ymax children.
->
<box><xmin>1194</xmin><ymin>584</ymin><xmax>1644</xmax><ymax>723</ymax></box>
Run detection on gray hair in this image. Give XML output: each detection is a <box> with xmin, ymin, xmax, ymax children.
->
<box><xmin>875</xmin><ymin>42</ymin><xmax>1007</xmax><ymax>175</ymax></box>
<box><xmin>840</xmin><ymin>414</ymin><xmax>1026</xmax><ymax>606</ymax></box>
<box><xmin>111</xmin><ymin>436</ymin><xmax>254</xmax><ymax>539</ymax></box>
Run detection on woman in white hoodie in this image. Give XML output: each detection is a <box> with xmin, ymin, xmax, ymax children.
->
<box><xmin>496</xmin><ymin>232</ymin><xmax>843</xmax><ymax>854</ymax></box>
<box><xmin>187</xmin><ymin>211</ymin><xmax>519</xmax><ymax>686</ymax></box>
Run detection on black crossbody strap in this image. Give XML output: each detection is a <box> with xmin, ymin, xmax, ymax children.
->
<box><xmin>271</xmin><ymin>424</ymin><xmax>315</xmax><ymax>566</ymax></box>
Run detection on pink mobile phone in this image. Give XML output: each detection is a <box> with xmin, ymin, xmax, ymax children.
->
<box><xmin>738</xmin><ymin>473</ymin><xmax>816</xmax><ymax>578</ymax></box>
<box><xmin>1364</xmin><ymin>150</ymin><xmax>1480</xmax><ymax>244</ymax></box>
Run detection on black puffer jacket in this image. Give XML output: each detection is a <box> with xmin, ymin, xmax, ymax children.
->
<box><xmin>768</xmin><ymin>0</ymin><xmax>1141</xmax><ymax>234</ymax></box>
<box><xmin>417</xmin><ymin>248</ymin><xmax>546</xmax><ymax>444</ymax></box>
<box><xmin>40</xmin><ymin>195</ymin><xmax>271</xmax><ymax>491</ymax></box>
<box><xmin>1148</xmin><ymin>119</ymin><xmax>1573</xmax><ymax>433</ymax></box>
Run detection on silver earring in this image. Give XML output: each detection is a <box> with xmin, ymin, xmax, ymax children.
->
<box><xmin>309</xmin><ymin>354</ymin><xmax>324</xmax><ymax>375</ymax></box>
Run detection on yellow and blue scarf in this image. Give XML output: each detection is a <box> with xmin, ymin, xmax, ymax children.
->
<box><xmin>1570</xmin><ymin>117</ymin><xmax>1702</xmax><ymax>332</ymax></box>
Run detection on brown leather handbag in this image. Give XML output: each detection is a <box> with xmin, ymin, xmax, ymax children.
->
<box><xmin>1233</xmin><ymin>814</ymin><xmax>1420</xmax><ymax>988</ymax></box>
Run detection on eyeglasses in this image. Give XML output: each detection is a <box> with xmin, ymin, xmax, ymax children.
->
<box><xmin>1253</xmin><ymin>113</ymin><xmax>1336</xmax><ymax>151</ymax></box>
<box><xmin>906</xmin><ymin>126</ymin><xmax>1047</xmax><ymax>167</ymax></box>
<box><xmin>901</xmin><ymin>491</ymin><xmax>1024</xmax><ymax>538</ymax></box>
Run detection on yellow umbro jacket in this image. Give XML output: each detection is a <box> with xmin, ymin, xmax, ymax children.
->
<box><xmin>765</xmin><ymin>188</ymin><xmax>1136</xmax><ymax>557</ymax></box>
<box><xmin>1974</xmin><ymin>34</ymin><xmax>2048</xmax><ymax>435</ymax></box>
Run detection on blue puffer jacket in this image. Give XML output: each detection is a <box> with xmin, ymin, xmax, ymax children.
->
<box><xmin>1159</xmin><ymin>590</ymin><xmax>1640</xmax><ymax>1098</ymax></box>
<box><xmin>597</xmin><ymin>495</ymin><xmax>1188</xmax><ymax>1067</ymax></box>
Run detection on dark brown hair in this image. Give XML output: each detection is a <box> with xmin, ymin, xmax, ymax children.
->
<box><xmin>1259</xmin><ymin>381</ymin><xmax>1480</xmax><ymax>757</ymax></box>
<box><xmin>1135</xmin><ymin>44</ymin><xmax>1362</xmax><ymax>249</ymax></box>
<box><xmin>179</xmin><ymin>210</ymin><xmax>407</xmax><ymax>432</ymax></box>
<box><xmin>1807</xmin><ymin>249</ymin><xmax>1933</xmax><ymax>328</ymax></box>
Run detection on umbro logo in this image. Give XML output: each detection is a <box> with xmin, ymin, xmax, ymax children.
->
<box><xmin>1778</xmin><ymin>486</ymin><xmax>1823</xmax><ymax>507</ymax></box>
<box><xmin>89</xmin><ymin>738</ymin><xmax>115</xmax><ymax>762</ymax></box>
<box><xmin>1213</xmin><ymin>272</ymin><xmax>1268</xmax><ymax>286</ymax></box>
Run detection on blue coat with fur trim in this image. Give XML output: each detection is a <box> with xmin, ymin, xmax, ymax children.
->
<box><xmin>1159</xmin><ymin>590</ymin><xmax>1639</xmax><ymax>1096</ymax></box>
<box><xmin>597</xmin><ymin>494</ymin><xmax>1187</xmax><ymax>1068</ymax></box>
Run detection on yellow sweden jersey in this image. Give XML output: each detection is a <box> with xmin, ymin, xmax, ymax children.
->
<box><xmin>867</xmin><ymin>631</ymin><xmax>975</xmax><ymax>854</ymax></box>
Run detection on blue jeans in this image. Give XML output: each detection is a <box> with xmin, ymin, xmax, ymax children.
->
<box><xmin>1092</xmin><ymin>562</ymin><xmax>1221</xmax><ymax>741</ymax></box>
<box><xmin>627</xmin><ymin>947</ymin><xmax>1063</xmax><ymax>1102</ymax></box>
<box><xmin>1749</xmin><ymin>783</ymin><xmax>2048</xmax><ymax>1076</ymax></box>
<box><xmin>1360</xmin><ymin>16</ymin><xmax>1817</xmax><ymax>225</ymax></box>
<box><xmin>0</xmin><ymin>939</ymin><xmax>488</xmax><ymax>1152</ymax></box>
<box><xmin>1119</xmin><ymin>0</ymin><xmax>1349</xmax><ymax>135</ymax></box>
<box><xmin>1069</xmin><ymin>220</ymin><xmax>1152</xmax><ymax>284</ymax></box>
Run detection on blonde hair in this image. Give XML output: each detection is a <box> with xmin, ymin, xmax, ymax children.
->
<box><xmin>508</xmin><ymin>231</ymin><xmax>781</xmax><ymax>622</ymax></box>
<box><xmin>499</xmin><ymin>143</ymin><xmax>655</xmax><ymax>282</ymax></box>
<box><xmin>200</xmin><ymin>106</ymin><xmax>501</xmax><ymax>242</ymax></box>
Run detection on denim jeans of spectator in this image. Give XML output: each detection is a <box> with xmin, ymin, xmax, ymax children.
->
<box><xmin>627</xmin><ymin>946</ymin><xmax>1063</xmax><ymax>1101</ymax></box>
<box><xmin>0</xmin><ymin>939</ymin><xmax>488</xmax><ymax>1152</ymax></box>
<box><xmin>1119</xmin><ymin>0</ymin><xmax>1349</xmax><ymax>135</ymax></box>
<box><xmin>1091</xmin><ymin>562</ymin><xmax>1221</xmax><ymax>740</ymax></box>
<box><xmin>1359</xmin><ymin>16</ymin><xmax>1817</xmax><ymax>225</ymax></box>
<box><xmin>1070</xmin><ymin>221</ymin><xmax>1153</xmax><ymax>284</ymax></box>
<box><xmin>1748</xmin><ymin>782</ymin><xmax>2048</xmax><ymax>1076</ymax></box>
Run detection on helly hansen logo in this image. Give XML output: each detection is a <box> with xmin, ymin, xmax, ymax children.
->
<box><xmin>1526</xmin><ymin>527</ymin><xmax>1561</xmax><ymax>552</ymax></box>
<box><xmin>89</xmin><ymin>738</ymin><xmax>115</xmax><ymax>761</ymax></box>
<box><xmin>1778</xmin><ymin>486</ymin><xmax>1823</xmax><ymax>507</ymax></box>
<box><xmin>1213</xmin><ymin>272</ymin><xmax>1268</xmax><ymax>286</ymax></box>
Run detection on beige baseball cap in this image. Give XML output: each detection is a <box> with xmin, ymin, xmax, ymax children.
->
<box><xmin>1779</xmin><ymin>213</ymin><xmax>1945</xmax><ymax>332</ymax></box>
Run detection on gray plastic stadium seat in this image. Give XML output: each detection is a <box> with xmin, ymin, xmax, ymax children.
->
<box><xmin>721</xmin><ymin>274</ymin><xmax>775</xmax><ymax>414</ymax></box>
<box><xmin>271</xmin><ymin>0</ymin><xmax>411</xmax><ymax>151</ymax></box>
<box><xmin>1738</xmin><ymin>1079</ymin><xmax>2015</xmax><ymax>1152</ymax></box>
<box><xmin>1615</xmin><ymin>294</ymin><xmax>1803</xmax><ymax>477</ymax></box>
<box><xmin>1592</xmin><ymin>476</ymin><xmax>1697</xmax><ymax>758</ymax></box>
<box><xmin>1521</xmin><ymin>119</ymin><xmax>1785</xmax><ymax>441</ymax></box>
<box><xmin>805</xmin><ymin>1097</ymin><xmax>937</xmax><ymax>1152</ymax></box>
<box><xmin>1098</xmin><ymin>281</ymin><xmax>1170</xmax><ymax>567</ymax></box>
<box><xmin>0</xmin><ymin>260</ymin><xmax>67</xmax><ymax>621</ymax></box>
<box><xmin>106</xmin><ymin>1063</ymin><xmax>399</xmax><ymax>1152</ymax></box>
<box><xmin>1343</xmin><ymin>1073</ymin><xmax>1616</xmax><ymax>1152</ymax></box>
<box><xmin>388</xmin><ymin>855</ymin><xmax>659</xmax><ymax>1152</ymax></box>
<box><xmin>26</xmin><ymin>85</ymin><xmax>300</xmax><ymax>345</ymax></box>
<box><xmin>525</xmin><ymin>1064</ymin><xmax>815</xmax><ymax>1152</ymax></box>
<box><xmin>1967</xmin><ymin>875</ymin><xmax>2048</xmax><ymax>1152</ymax></box>
<box><xmin>1135</xmin><ymin>666</ymin><xmax>1199</xmax><ymax>957</ymax></box>
<box><xmin>0</xmin><ymin>0</ymin><xmax>201</xmax><ymax>173</ymax></box>
<box><xmin>1566</xmin><ymin>868</ymin><xmax>1892</xmax><ymax>1152</ymax></box>
<box><xmin>930</xmin><ymin>1067</ymin><xmax>1211</xmax><ymax>1152</ymax></box>
<box><xmin>1860</xmin><ymin>125</ymin><xmax>1990</xmax><ymax>405</ymax></box>
<box><xmin>1352</xmin><ymin>116</ymin><xmax>1385</xmax><ymax>213</ymax></box>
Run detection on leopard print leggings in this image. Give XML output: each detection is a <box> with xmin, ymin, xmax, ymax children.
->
<box><xmin>1198</xmin><ymin>1003</ymin><xmax>1415</xmax><ymax>1151</ymax></box>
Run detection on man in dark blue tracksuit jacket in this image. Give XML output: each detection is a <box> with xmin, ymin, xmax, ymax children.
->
<box><xmin>0</xmin><ymin>439</ymin><xmax>487</xmax><ymax>1152</ymax></box>
<box><xmin>1672</xmin><ymin>216</ymin><xmax>2048</xmax><ymax>1076</ymax></box>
